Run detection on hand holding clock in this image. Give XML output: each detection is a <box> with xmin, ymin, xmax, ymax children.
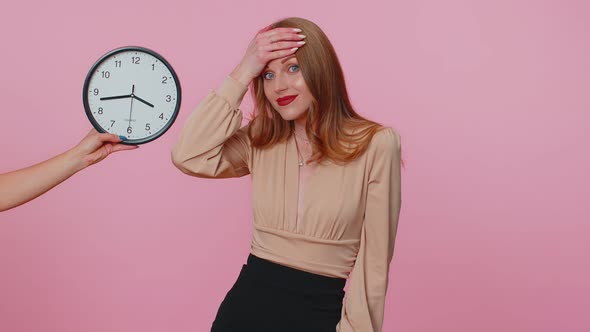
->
<box><xmin>1</xmin><ymin>46</ymin><xmax>179</xmax><ymax>212</ymax></box>
<box><xmin>71</xmin><ymin>128</ymin><xmax>138</xmax><ymax>169</ymax></box>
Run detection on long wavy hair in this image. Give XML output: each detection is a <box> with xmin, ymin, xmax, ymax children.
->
<box><xmin>247</xmin><ymin>17</ymin><xmax>386</xmax><ymax>165</ymax></box>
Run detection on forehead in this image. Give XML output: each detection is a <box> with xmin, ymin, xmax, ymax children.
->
<box><xmin>265</xmin><ymin>56</ymin><xmax>298</xmax><ymax>70</ymax></box>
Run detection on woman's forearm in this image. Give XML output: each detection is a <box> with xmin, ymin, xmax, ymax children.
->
<box><xmin>0</xmin><ymin>148</ymin><xmax>83</xmax><ymax>212</ymax></box>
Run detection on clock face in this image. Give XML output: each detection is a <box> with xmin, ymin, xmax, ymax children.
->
<box><xmin>83</xmin><ymin>47</ymin><xmax>181</xmax><ymax>144</ymax></box>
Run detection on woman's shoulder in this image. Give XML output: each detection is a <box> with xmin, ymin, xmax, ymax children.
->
<box><xmin>369</xmin><ymin>126</ymin><xmax>401</xmax><ymax>153</ymax></box>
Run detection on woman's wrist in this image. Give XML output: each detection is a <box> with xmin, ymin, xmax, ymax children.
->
<box><xmin>230</xmin><ymin>64</ymin><xmax>256</xmax><ymax>87</ymax></box>
<box><xmin>63</xmin><ymin>147</ymin><xmax>88</xmax><ymax>173</ymax></box>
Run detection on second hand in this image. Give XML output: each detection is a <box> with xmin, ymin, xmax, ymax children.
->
<box><xmin>128</xmin><ymin>84</ymin><xmax>135</xmax><ymax>129</ymax></box>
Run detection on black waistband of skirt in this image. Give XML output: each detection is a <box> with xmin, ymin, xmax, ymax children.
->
<box><xmin>245</xmin><ymin>254</ymin><xmax>346</xmax><ymax>293</ymax></box>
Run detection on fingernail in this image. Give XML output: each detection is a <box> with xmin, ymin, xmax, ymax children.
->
<box><xmin>298</xmin><ymin>34</ymin><xmax>306</xmax><ymax>39</ymax></box>
<box><xmin>293</xmin><ymin>28</ymin><xmax>302</xmax><ymax>32</ymax></box>
<box><xmin>119</xmin><ymin>135</ymin><xmax>128</xmax><ymax>140</ymax></box>
<box><xmin>291</xmin><ymin>47</ymin><xmax>299</xmax><ymax>52</ymax></box>
<box><xmin>297</xmin><ymin>41</ymin><xmax>306</xmax><ymax>45</ymax></box>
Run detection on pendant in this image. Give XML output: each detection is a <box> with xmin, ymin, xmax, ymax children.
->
<box><xmin>298</xmin><ymin>160</ymin><xmax>304</xmax><ymax>167</ymax></box>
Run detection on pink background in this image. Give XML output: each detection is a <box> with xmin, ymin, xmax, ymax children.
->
<box><xmin>1</xmin><ymin>0</ymin><xmax>589</xmax><ymax>331</ymax></box>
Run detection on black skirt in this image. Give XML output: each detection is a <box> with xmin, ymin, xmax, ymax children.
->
<box><xmin>211</xmin><ymin>254</ymin><xmax>346</xmax><ymax>332</ymax></box>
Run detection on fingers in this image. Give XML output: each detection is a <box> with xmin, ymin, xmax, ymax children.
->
<box><xmin>261</xmin><ymin>40</ymin><xmax>305</xmax><ymax>52</ymax></box>
<box><xmin>95</xmin><ymin>134</ymin><xmax>138</xmax><ymax>153</ymax></box>
<box><xmin>96</xmin><ymin>132</ymin><xmax>123</xmax><ymax>144</ymax></box>
<box><xmin>258</xmin><ymin>30</ymin><xmax>305</xmax><ymax>44</ymax></box>
<box><xmin>82</xmin><ymin>127</ymin><xmax>122</xmax><ymax>144</ymax></box>
<box><xmin>257</xmin><ymin>27</ymin><xmax>296</xmax><ymax>37</ymax></box>
<box><xmin>111</xmin><ymin>143</ymin><xmax>139</xmax><ymax>153</ymax></box>
<box><xmin>257</xmin><ymin>24</ymin><xmax>273</xmax><ymax>34</ymax></box>
<box><xmin>254</xmin><ymin>28</ymin><xmax>305</xmax><ymax>63</ymax></box>
<box><xmin>86</xmin><ymin>143</ymin><xmax>138</xmax><ymax>166</ymax></box>
<box><xmin>266</xmin><ymin>47</ymin><xmax>300</xmax><ymax>61</ymax></box>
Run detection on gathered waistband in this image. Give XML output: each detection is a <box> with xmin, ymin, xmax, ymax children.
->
<box><xmin>245</xmin><ymin>254</ymin><xmax>346</xmax><ymax>294</ymax></box>
<box><xmin>251</xmin><ymin>224</ymin><xmax>360</xmax><ymax>279</ymax></box>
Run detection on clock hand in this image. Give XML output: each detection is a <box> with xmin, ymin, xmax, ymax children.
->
<box><xmin>100</xmin><ymin>94</ymin><xmax>132</xmax><ymax>101</ymax></box>
<box><xmin>128</xmin><ymin>85</ymin><xmax>135</xmax><ymax>129</ymax></box>
<box><xmin>133</xmin><ymin>95</ymin><xmax>154</xmax><ymax>108</ymax></box>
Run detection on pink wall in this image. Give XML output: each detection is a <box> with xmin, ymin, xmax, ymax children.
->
<box><xmin>1</xmin><ymin>0</ymin><xmax>589</xmax><ymax>331</ymax></box>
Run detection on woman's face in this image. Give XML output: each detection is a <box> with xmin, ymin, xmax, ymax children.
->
<box><xmin>262</xmin><ymin>56</ymin><xmax>313</xmax><ymax>123</ymax></box>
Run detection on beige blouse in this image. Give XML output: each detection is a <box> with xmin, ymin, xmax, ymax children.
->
<box><xmin>171</xmin><ymin>76</ymin><xmax>402</xmax><ymax>332</ymax></box>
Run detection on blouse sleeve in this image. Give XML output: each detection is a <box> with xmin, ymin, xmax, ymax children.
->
<box><xmin>337</xmin><ymin>127</ymin><xmax>402</xmax><ymax>332</ymax></box>
<box><xmin>171</xmin><ymin>75</ymin><xmax>251</xmax><ymax>178</ymax></box>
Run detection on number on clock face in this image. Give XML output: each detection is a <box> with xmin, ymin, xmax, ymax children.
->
<box><xmin>83</xmin><ymin>47</ymin><xmax>181</xmax><ymax>144</ymax></box>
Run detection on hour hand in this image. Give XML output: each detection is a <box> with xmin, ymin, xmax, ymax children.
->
<box><xmin>100</xmin><ymin>94</ymin><xmax>132</xmax><ymax>101</ymax></box>
<box><xmin>133</xmin><ymin>95</ymin><xmax>154</xmax><ymax>108</ymax></box>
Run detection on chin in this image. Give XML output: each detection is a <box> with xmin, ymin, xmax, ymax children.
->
<box><xmin>278</xmin><ymin>113</ymin><xmax>299</xmax><ymax>121</ymax></box>
<box><xmin>274</xmin><ymin>107</ymin><xmax>307</xmax><ymax>122</ymax></box>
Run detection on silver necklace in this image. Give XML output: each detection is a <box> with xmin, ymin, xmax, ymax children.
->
<box><xmin>294</xmin><ymin>135</ymin><xmax>305</xmax><ymax>167</ymax></box>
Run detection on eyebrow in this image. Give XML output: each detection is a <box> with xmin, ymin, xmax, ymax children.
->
<box><xmin>264</xmin><ymin>56</ymin><xmax>298</xmax><ymax>71</ymax></box>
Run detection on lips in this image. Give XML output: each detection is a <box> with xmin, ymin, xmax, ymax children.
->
<box><xmin>276</xmin><ymin>95</ymin><xmax>298</xmax><ymax>106</ymax></box>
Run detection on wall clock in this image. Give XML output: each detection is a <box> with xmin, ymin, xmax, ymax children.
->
<box><xmin>83</xmin><ymin>46</ymin><xmax>181</xmax><ymax>144</ymax></box>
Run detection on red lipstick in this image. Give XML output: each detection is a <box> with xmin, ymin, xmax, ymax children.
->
<box><xmin>277</xmin><ymin>95</ymin><xmax>298</xmax><ymax>106</ymax></box>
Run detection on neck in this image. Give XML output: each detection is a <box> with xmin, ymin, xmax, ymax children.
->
<box><xmin>293</xmin><ymin>117</ymin><xmax>307</xmax><ymax>135</ymax></box>
<box><xmin>294</xmin><ymin>115</ymin><xmax>306</xmax><ymax>128</ymax></box>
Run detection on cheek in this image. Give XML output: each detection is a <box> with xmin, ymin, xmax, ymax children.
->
<box><xmin>292</xmin><ymin>75</ymin><xmax>308</xmax><ymax>91</ymax></box>
<box><xmin>292</xmin><ymin>76</ymin><xmax>313</xmax><ymax>106</ymax></box>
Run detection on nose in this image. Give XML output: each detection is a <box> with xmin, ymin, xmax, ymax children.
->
<box><xmin>273</xmin><ymin>72</ymin><xmax>288</xmax><ymax>94</ymax></box>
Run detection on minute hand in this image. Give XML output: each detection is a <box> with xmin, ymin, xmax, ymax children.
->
<box><xmin>133</xmin><ymin>95</ymin><xmax>154</xmax><ymax>108</ymax></box>
<box><xmin>100</xmin><ymin>94</ymin><xmax>132</xmax><ymax>101</ymax></box>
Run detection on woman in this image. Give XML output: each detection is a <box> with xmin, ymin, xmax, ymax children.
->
<box><xmin>0</xmin><ymin>129</ymin><xmax>136</xmax><ymax>212</ymax></box>
<box><xmin>172</xmin><ymin>17</ymin><xmax>402</xmax><ymax>332</ymax></box>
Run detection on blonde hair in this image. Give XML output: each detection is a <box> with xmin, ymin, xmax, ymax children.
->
<box><xmin>247</xmin><ymin>17</ymin><xmax>386</xmax><ymax>165</ymax></box>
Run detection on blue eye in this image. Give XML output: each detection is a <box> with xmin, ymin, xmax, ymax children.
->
<box><xmin>263</xmin><ymin>72</ymin><xmax>274</xmax><ymax>80</ymax></box>
<box><xmin>289</xmin><ymin>64</ymin><xmax>300</xmax><ymax>73</ymax></box>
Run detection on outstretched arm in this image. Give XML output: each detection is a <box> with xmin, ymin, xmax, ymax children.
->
<box><xmin>0</xmin><ymin>129</ymin><xmax>137</xmax><ymax>212</ymax></box>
